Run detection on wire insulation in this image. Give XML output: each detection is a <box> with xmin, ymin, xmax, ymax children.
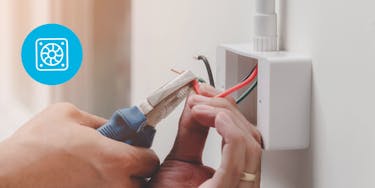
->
<box><xmin>236</xmin><ymin>81</ymin><xmax>258</xmax><ymax>104</ymax></box>
<box><xmin>241</xmin><ymin>65</ymin><xmax>258</xmax><ymax>82</ymax></box>
<box><xmin>196</xmin><ymin>55</ymin><xmax>215</xmax><ymax>87</ymax></box>
<box><xmin>216</xmin><ymin>66</ymin><xmax>258</xmax><ymax>98</ymax></box>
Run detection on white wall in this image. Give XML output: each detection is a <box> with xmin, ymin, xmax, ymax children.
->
<box><xmin>131</xmin><ymin>0</ymin><xmax>252</xmax><ymax>166</ymax></box>
<box><xmin>133</xmin><ymin>0</ymin><xmax>375</xmax><ymax>187</ymax></box>
<box><xmin>279</xmin><ymin>0</ymin><xmax>375</xmax><ymax>187</ymax></box>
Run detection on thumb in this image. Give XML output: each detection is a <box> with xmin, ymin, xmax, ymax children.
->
<box><xmin>166</xmin><ymin>84</ymin><xmax>218</xmax><ymax>163</ymax></box>
<box><xmin>98</xmin><ymin>136</ymin><xmax>160</xmax><ymax>178</ymax></box>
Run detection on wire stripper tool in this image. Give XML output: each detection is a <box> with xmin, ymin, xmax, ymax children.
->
<box><xmin>97</xmin><ymin>71</ymin><xmax>196</xmax><ymax>148</ymax></box>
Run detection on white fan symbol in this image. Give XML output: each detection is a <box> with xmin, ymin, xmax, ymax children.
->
<box><xmin>40</xmin><ymin>43</ymin><xmax>64</xmax><ymax>66</ymax></box>
<box><xmin>35</xmin><ymin>38</ymin><xmax>68</xmax><ymax>71</ymax></box>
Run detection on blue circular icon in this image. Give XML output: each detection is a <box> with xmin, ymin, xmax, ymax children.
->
<box><xmin>21</xmin><ymin>23</ymin><xmax>83</xmax><ymax>85</ymax></box>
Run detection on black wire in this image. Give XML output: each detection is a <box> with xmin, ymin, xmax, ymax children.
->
<box><xmin>241</xmin><ymin>65</ymin><xmax>258</xmax><ymax>82</ymax></box>
<box><xmin>196</xmin><ymin>55</ymin><xmax>215</xmax><ymax>87</ymax></box>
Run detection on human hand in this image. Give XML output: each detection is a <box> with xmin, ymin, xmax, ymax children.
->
<box><xmin>149</xmin><ymin>84</ymin><xmax>262</xmax><ymax>188</ymax></box>
<box><xmin>0</xmin><ymin>103</ymin><xmax>159</xmax><ymax>188</ymax></box>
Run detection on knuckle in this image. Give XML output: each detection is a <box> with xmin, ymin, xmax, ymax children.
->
<box><xmin>254</xmin><ymin>130</ymin><xmax>262</xmax><ymax>142</ymax></box>
<box><xmin>247</xmin><ymin>141</ymin><xmax>262</xmax><ymax>157</ymax></box>
<box><xmin>144</xmin><ymin>149</ymin><xmax>160</xmax><ymax>166</ymax></box>
<box><xmin>213</xmin><ymin>97</ymin><xmax>239</xmax><ymax>111</ymax></box>
<box><xmin>228</xmin><ymin>131</ymin><xmax>246</xmax><ymax>145</ymax></box>
<box><xmin>215</xmin><ymin>98</ymin><xmax>232</xmax><ymax>108</ymax></box>
<box><xmin>216</xmin><ymin>111</ymin><xmax>232</xmax><ymax>123</ymax></box>
<box><xmin>226</xmin><ymin>96</ymin><xmax>237</xmax><ymax>105</ymax></box>
<box><xmin>230</xmin><ymin>165</ymin><xmax>243</xmax><ymax>180</ymax></box>
<box><xmin>199</xmin><ymin>83</ymin><xmax>212</xmax><ymax>91</ymax></box>
<box><xmin>187</xmin><ymin>95</ymin><xmax>197</xmax><ymax>104</ymax></box>
<box><xmin>50</xmin><ymin>102</ymin><xmax>76</xmax><ymax>110</ymax></box>
<box><xmin>200</xmin><ymin>84</ymin><xmax>219</xmax><ymax>96</ymax></box>
<box><xmin>150</xmin><ymin>153</ymin><xmax>161</xmax><ymax>169</ymax></box>
<box><xmin>187</xmin><ymin>95</ymin><xmax>200</xmax><ymax>106</ymax></box>
<box><xmin>244</xmin><ymin>122</ymin><xmax>262</xmax><ymax>144</ymax></box>
<box><xmin>50</xmin><ymin>102</ymin><xmax>80</xmax><ymax>117</ymax></box>
<box><xmin>221</xmin><ymin>108</ymin><xmax>234</xmax><ymax>118</ymax></box>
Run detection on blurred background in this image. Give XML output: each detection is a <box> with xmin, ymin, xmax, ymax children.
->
<box><xmin>0</xmin><ymin>0</ymin><xmax>251</xmax><ymax>169</ymax></box>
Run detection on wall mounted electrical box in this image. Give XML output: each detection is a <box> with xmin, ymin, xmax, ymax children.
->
<box><xmin>216</xmin><ymin>43</ymin><xmax>311</xmax><ymax>150</ymax></box>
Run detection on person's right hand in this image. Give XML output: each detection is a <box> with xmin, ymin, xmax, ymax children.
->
<box><xmin>150</xmin><ymin>84</ymin><xmax>262</xmax><ymax>188</ymax></box>
<box><xmin>193</xmin><ymin>96</ymin><xmax>262</xmax><ymax>188</ymax></box>
<box><xmin>0</xmin><ymin>103</ymin><xmax>159</xmax><ymax>188</ymax></box>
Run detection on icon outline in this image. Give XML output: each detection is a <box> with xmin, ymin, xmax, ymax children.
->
<box><xmin>35</xmin><ymin>38</ymin><xmax>69</xmax><ymax>72</ymax></box>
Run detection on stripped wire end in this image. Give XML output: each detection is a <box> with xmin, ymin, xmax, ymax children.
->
<box><xmin>194</xmin><ymin>55</ymin><xmax>215</xmax><ymax>87</ymax></box>
<box><xmin>170</xmin><ymin>68</ymin><xmax>184</xmax><ymax>75</ymax></box>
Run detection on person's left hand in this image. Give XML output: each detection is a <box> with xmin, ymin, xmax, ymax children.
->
<box><xmin>0</xmin><ymin>103</ymin><xmax>159</xmax><ymax>188</ymax></box>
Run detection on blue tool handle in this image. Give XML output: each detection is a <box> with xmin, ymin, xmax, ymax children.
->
<box><xmin>97</xmin><ymin>106</ymin><xmax>156</xmax><ymax>148</ymax></box>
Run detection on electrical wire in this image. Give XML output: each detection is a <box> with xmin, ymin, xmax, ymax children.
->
<box><xmin>216</xmin><ymin>66</ymin><xmax>258</xmax><ymax>98</ymax></box>
<box><xmin>235</xmin><ymin>65</ymin><xmax>258</xmax><ymax>103</ymax></box>
<box><xmin>236</xmin><ymin>80</ymin><xmax>258</xmax><ymax>104</ymax></box>
<box><xmin>241</xmin><ymin>65</ymin><xmax>258</xmax><ymax>82</ymax></box>
<box><xmin>195</xmin><ymin>55</ymin><xmax>215</xmax><ymax>87</ymax></box>
<box><xmin>197</xmin><ymin>78</ymin><xmax>206</xmax><ymax>83</ymax></box>
<box><xmin>193</xmin><ymin>59</ymin><xmax>258</xmax><ymax>102</ymax></box>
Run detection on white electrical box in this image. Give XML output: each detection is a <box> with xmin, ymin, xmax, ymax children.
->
<box><xmin>216</xmin><ymin>43</ymin><xmax>311</xmax><ymax>150</ymax></box>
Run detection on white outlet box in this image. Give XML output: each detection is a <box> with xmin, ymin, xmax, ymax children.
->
<box><xmin>216</xmin><ymin>43</ymin><xmax>311</xmax><ymax>150</ymax></box>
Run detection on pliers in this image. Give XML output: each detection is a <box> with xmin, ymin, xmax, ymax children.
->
<box><xmin>97</xmin><ymin>71</ymin><xmax>197</xmax><ymax>148</ymax></box>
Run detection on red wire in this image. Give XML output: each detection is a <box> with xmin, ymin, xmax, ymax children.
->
<box><xmin>192</xmin><ymin>79</ymin><xmax>200</xmax><ymax>94</ymax></box>
<box><xmin>215</xmin><ymin>66</ymin><xmax>258</xmax><ymax>98</ymax></box>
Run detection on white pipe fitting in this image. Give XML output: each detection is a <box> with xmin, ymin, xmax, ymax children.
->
<box><xmin>253</xmin><ymin>0</ymin><xmax>278</xmax><ymax>51</ymax></box>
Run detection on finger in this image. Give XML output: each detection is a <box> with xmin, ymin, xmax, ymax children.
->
<box><xmin>78</xmin><ymin>110</ymin><xmax>107</xmax><ymax>129</ymax></box>
<box><xmin>199</xmin><ymin>84</ymin><xmax>237</xmax><ymax>105</ymax></box>
<box><xmin>188</xmin><ymin>99</ymin><xmax>262</xmax><ymax>187</ymax></box>
<box><xmin>188</xmin><ymin>95</ymin><xmax>241</xmax><ymax>119</ymax></box>
<box><xmin>190</xmin><ymin>103</ymin><xmax>263</xmax><ymax>151</ymax></box>
<box><xmin>199</xmin><ymin>84</ymin><xmax>220</xmax><ymax>96</ymax></box>
<box><xmin>239</xmin><ymin>138</ymin><xmax>262</xmax><ymax>188</ymax></box>
<box><xmin>190</xmin><ymin>104</ymin><xmax>238</xmax><ymax>128</ymax></box>
<box><xmin>127</xmin><ymin>147</ymin><xmax>160</xmax><ymax>177</ymax></box>
<box><xmin>99</xmin><ymin>137</ymin><xmax>160</xmax><ymax>178</ymax></box>
<box><xmin>168</xmin><ymin>102</ymin><xmax>209</xmax><ymax>163</ymax></box>
<box><xmin>189</xmin><ymin>95</ymin><xmax>262</xmax><ymax>144</ymax></box>
<box><xmin>45</xmin><ymin>103</ymin><xmax>107</xmax><ymax>129</ymax></box>
<box><xmin>211</xmin><ymin>112</ymin><xmax>246</xmax><ymax>188</ymax></box>
<box><xmin>166</xmin><ymin>84</ymin><xmax>217</xmax><ymax>163</ymax></box>
<box><xmin>190</xmin><ymin>104</ymin><xmax>251</xmax><ymax>140</ymax></box>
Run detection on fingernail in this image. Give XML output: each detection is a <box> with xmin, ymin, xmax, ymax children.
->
<box><xmin>200</xmin><ymin>84</ymin><xmax>219</xmax><ymax>96</ymax></box>
<box><xmin>260</xmin><ymin>136</ymin><xmax>265</xmax><ymax>149</ymax></box>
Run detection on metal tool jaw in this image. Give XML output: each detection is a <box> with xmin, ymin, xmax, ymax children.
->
<box><xmin>138</xmin><ymin>71</ymin><xmax>197</xmax><ymax>127</ymax></box>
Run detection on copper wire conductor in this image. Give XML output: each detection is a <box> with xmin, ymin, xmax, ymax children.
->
<box><xmin>170</xmin><ymin>69</ymin><xmax>184</xmax><ymax>75</ymax></box>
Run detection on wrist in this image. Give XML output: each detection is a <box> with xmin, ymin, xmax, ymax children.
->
<box><xmin>0</xmin><ymin>172</ymin><xmax>13</xmax><ymax>188</ymax></box>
